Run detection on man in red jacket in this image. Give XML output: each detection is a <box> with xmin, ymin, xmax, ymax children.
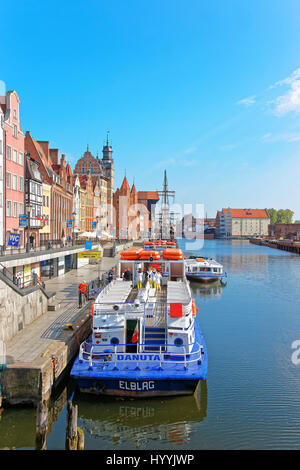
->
<box><xmin>78</xmin><ymin>281</ymin><xmax>89</xmax><ymax>307</ymax></box>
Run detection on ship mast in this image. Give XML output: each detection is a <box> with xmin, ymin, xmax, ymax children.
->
<box><xmin>156</xmin><ymin>170</ymin><xmax>176</xmax><ymax>240</ymax></box>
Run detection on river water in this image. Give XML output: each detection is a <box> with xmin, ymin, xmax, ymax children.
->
<box><xmin>1</xmin><ymin>239</ymin><xmax>300</xmax><ymax>450</ymax></box>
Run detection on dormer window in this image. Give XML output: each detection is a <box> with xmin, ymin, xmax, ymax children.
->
<box><xmin>13</xmin><ymin>125</ymin><xmax>18</xmax><ymax>138</ymax></box>
<box><xmin>13</xmin><ymin>109</ymin><xmax>17</xmax><ymax>119</ymax></box>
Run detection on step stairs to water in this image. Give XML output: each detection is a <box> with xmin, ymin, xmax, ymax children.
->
<box><xmin>143</xmin><ymin>327</ymin><xmax>166</xmax><ymax>352</ymax></box>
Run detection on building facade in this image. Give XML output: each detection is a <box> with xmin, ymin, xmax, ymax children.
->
<box><xmin>268</xmin><ymin>223</ymin><xmax>300</xmax><ymax>239</ymax></box>
<box><xmin>217</xmin><ymin>208</ymin><xmax>270</xmax><ymax>237</ymax></box>
<box><xmin>0</xmin><ymin>105</ymin><xmax>4</xmax><ymax>246</ymax></box>
<box><xmin>1</xmin><ymin>91</ymin><xmax>25</xmax><ymax>248</ymax></box>
<box><xmin>73</xmin><ymin>136</ymin><xmax>114</xmax><ymax>233</ymax></box>
<box><xmin>113</xmin><ymin>176</ymin><xmax>148</xmax><ymax>239</ymax></box>
<box><xmin>73</xmin><ymin>174</ymin><xmax>81</xmax><ymax>234</ymax></box>
<box><xmin>25</xmin><ymin>153</ymin><xmax>43</xmax><ymax>248</ymax></box>
<box><xmin>50</xmin><ymin>151</ymin><xmax>73</xmax><ymax>241</ymax></box>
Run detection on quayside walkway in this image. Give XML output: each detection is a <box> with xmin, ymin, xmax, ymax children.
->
<box><xmin>1</xmin><ymin>255</ymin><xmax>119</xmax><ymax>406</ymax></box>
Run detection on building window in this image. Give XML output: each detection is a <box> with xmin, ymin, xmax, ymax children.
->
<box><xmin>13</xmin><ymin>202</ymin><xmax>18</xmax><ymax>218</ymax></box>
<box><xmin>13</xmin><ymin>174</ymin><xmax>17</xmax><ymax>190</ymax></box>
<box><xmin>6</xmin><ymin>200</ymin><xmax>11</xmax><ymax>217</ymax></box>
<box><xmin>13</xmin><ymin>109</ymin><xmax>17</xmax><ymax>118</ymax></box>
<box><xmin>0</xmin><ymin>140</ymin><xmax>2</xmax><ymax>155</ymax></box>
<box><xmin>19</xmin><ymin>152</ymin><xmax>23</xmax><ymax>166</ymax></box>
<box><xmin>13</xmin><ymin>125</ymin><xmax>18</xmax><ymax>138</ymax></box>
<box><xmin>13</xmin><ymin>149</ymin><xmax>18</xmax><ymax>163</ymax></box>
<box><xmin>6</xmin><ymin>145</ymin><xmax>11</xmax><ymax>160</ymax></box>
<box><xmin>19</xmin><ymin>203</ymin><xmax>24</xmax><ymax>215</ymax></box>
<box><xmin>6</xmin><ymin>172</ymin><xmax>11</xmax><ymax>189</ymax></box>
<box><xmin>19</xmin><ymin>176</ymin><xmax>23</xmax><ymax>192</ymax></box>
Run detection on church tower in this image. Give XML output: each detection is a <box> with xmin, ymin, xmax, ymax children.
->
<box><xmin>101</xmin><ymin>132</ymin><xmax>114</xmax><ymax>230</ymax></box>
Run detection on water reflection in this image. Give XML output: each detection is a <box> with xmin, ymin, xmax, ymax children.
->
<box><xmin>74</xmin><ymin>381</ymin><xmax>207</xmax><ymax>448</ymax></box>
<box><xmin>189</xmin><ymin>281</ymin><xmax>225</xmax><ymax>300</ymax></box>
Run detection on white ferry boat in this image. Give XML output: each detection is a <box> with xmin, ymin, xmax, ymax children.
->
<box><xmin>71</xmin><ymin>247</ymin><xmax>207</xmax><ymax>397</ymax></box>
<box><xmin>185</xmin><ymin>256</ymin><xmax>226</xmax><ymax>283</ymax></box>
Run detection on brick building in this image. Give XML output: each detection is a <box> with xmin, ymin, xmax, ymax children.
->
<box><xmin>268</xmin><ymin>223</ymin><xmax>300</xmax><ymax>239</ymax></box>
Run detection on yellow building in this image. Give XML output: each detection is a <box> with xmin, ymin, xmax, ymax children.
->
<box><xmin>79</xmin><ymin>176</ymin><xmax>86</xmax><ymax>232</ymax></box>
<box><xmin>100</xmin><ymin>176</ymin><xmax>108</xmax><ymax>233</ymax></box>
<box><xmin>39</xmin><ymin>182</ymin><xmax>51</xmax><ymax>243</ymax></box>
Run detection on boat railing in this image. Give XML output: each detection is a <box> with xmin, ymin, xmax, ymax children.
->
<box><xmin>78</xmin><ymin>340</ymin><xmax>204</xmax><ymax>370</ymax></box>
<box><xmin>92</xmin><ymin>300</ymin><xmax>191</xmax><ymax>316</ymax></box>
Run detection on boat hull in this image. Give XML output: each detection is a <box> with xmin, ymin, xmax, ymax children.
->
<box><xmin>71</xmin><ymin>315</ymin><xmax>207</xmax><ymax>399</ymax></box>
<box><xmin>186</xmin><ymin>273</ymin><xmax>221</xmax><ymax>283</ymax></box>
<box><xmin>74</xmin><ymin>377</ymin><xmax>200</xmax><ymax>397</ymax></box>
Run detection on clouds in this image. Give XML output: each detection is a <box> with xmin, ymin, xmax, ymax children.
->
<box><xmin>236</xmin><ymin>68</ymin><xmax>300</xmax><ymax>117</ymax></box>
<box><xmin>271</xmin><ymin>68</ymin><xmax>300</xmax><ymax>116</ymax></box>
<box><xmin>261</xmin><ymin>131</ymin><xmax>300</xmax><ymax>143</ymax></box>
<box><xmin>236</xmin><ymin>95</ymin><xmax>256</xmax><ymax>107</ymax></box>
<box><xmin>156</xmin><ymin>157</ymin><xmax>198</xmax><ymax>168</ymax></box>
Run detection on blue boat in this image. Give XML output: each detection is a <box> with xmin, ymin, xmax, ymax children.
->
<box><xmin>71</xmin><ymin>247</ymin><xmax>207</xmax><ymax>397</ymax></box>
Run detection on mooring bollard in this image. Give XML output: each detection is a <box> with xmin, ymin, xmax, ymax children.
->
<box><xmin>35</xmin><ymin>399</ymin><xmax>48</xmax><ymax>450</ymax></box>
<box><xmin>65</xmin><ymin>400</ymin><xmax>84</xmax><ymax>450</ymax></box>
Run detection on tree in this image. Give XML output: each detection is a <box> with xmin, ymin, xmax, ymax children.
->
<box><xmin>267</xmin><ymin>209</ymin><xmax>278</xmax><ymax>224</ymax></box>
<box><xmin>277</xmin><ymin>209</ymin><xmax>294</xmax><ymax>224</ymax></box>
<box><xmin>267</xmin><ymin>208</ymin><xmax>294</xmax><ymax>224</ymax></box>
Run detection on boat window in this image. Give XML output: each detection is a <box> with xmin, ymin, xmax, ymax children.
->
<box><xmin>193</xmin><ymin>266</ymin><xmax>198</xmax><ymax>272</ymax></box>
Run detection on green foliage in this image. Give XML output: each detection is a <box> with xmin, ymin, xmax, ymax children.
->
<box><xmin>267</xmin><ymin>209</ymin><xmax>294</xmax><ymax>224</ymax></box>
<box><xmin>267</xmin><ymin>208</ymin><xmax>278</xmax><ymax>224</ymax></box>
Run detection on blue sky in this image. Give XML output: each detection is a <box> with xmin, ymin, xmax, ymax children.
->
<box><xmin>1</xmin><ymin>0</ymin><xmax>300</xmax><ymax>218</ymax></box>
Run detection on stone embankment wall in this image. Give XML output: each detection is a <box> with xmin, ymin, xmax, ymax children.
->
<box><xmin>0</xmin><ymin>278</ymin><xmax>50</xmax><ymax>343</ymax></box>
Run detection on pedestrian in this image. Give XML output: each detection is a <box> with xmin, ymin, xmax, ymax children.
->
<box><xmin>29</xmin><ymin>234</ymin><xmax>35</xmax><ymax>250</ymax></box>
<box><xmin>78</xmin><ymin>280</ymin><xmax>88</xmax><ymax>308</ymax></box>
<box><xmin>154</xmin><ymin>270</ymin><xmax>161</xmax><ymax>292</ymax></box>
<box><xmin>136</xmin><ymin>268</ymin><xmax>143</xmax><ymax>290</ymax></box>
<box><xmin>150</xmin><ymin>268</ymin><xmax>156</xmax><ymax>288</ymax></box>
<box><xmin>123</xmin><ymin>268</ymin><xmax>132</xmax><ymax>281</ymax></box>
<box><xmin>147</xmin><ymin>267</ymin><xmax>152</xmax><ymax>287</ymax></box>
<box><xmin>108</xmin><ymin>267</ymin><xmax>115</xmax><ymax>283</ymax></box>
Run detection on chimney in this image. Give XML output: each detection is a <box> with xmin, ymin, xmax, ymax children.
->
<box><xmin>49</xmin><ymin>148</ymin><xmax>59</xmax><ymax>165</ymax></box>
<box><xmin>37</xmin><ymin>141</ymin><xmax>50</xmax><ymax>159</ymax></box>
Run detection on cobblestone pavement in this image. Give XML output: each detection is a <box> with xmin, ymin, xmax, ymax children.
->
<box><xmin>5</xmin><ymin>256</ymin><xmax>119</xmax><ymax>363</ymax></box>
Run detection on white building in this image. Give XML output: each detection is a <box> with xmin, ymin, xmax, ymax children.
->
<box><xmin>219</xmin><ymin>208</ymin><xmax>270</xmax><ymax>237</ymax></box>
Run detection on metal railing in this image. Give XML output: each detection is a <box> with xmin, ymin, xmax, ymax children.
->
<box><xmin>78</xmin><ymin>340</ymin><xmax>204</xmax><ymax>370</ymax></box>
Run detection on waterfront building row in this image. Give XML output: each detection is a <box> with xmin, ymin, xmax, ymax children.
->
<box><xmin>0</xmin><ymin>90</ymin><xmax>115</xmax><ymax>251</ymax></box>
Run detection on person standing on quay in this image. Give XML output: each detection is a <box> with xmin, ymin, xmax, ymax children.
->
<box><xmin>136</xmin><ymin>268</ymin><xmax>143</xmax><ymax>290</ymax></box>
<box><xmin>78</xmin><ymin>280</ymin><xmax>88</xmax><ymax>308</ymax></box>
<box><xmin>151</xmin><ymin>268</ymin><xmax>156</xmax><ymax>289</ymax></box>
<box><xmin>147</xmin><ymin>267</ymin><xmax>153</xmax><ymax>287</ymax></box>
<box><xmin>155</xmin><ymin>270</ymin><xmax>161</xmax><ymax>292</ymax></box>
